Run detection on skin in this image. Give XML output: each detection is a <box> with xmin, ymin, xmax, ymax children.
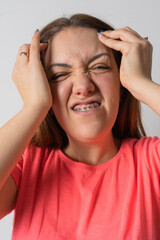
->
<box><xmin>44</xmin><ymin>27</ymin><xmax>121</xmax><ymax>165</ymax></box>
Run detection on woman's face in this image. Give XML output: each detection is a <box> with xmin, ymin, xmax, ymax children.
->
<box><xmin>44</xmin><ymin>27</ymin><xmax>120</xmax><ymax>144</ymax></box>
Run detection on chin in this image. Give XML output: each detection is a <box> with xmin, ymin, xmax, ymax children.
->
<box><xmin>69</xmin><ymin>125</ymin><xmax>111</xmax><ymax>143</ymax></box>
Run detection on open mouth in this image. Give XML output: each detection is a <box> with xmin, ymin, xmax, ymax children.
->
<box><xmin>72</xmin><ymin>102</ymin><xmax>101</xmax><ymax>112</ymax></box>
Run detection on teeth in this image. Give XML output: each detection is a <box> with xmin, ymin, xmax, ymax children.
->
<box><xmin>73</xmin><ymin>102</ymin><xmax>100</xmax><ymax>112</ymax></box>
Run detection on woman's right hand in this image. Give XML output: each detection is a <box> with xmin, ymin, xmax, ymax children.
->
<box><xmin>12</xmin><ymin>30</ymin><xmax>53</xmax><ymax>113</ymax></box>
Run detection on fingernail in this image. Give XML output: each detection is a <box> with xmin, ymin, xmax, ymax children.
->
<box><xmin>97</xmin><ymin>32</ymin><xmax>104</xmax><ymax>37</ymax></box>
<box><xmin>97</xmin><ymin>30</ymin><xmax>106</xmax><ymax>37</ymax></box>
<box><xmin>35</xmin><ymin>29</ymin><xmax>39</xmax><ymax>34</ymax></box>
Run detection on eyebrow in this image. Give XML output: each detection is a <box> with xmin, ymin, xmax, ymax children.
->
<box><xmin>88</xmin><ymin>52</ymin><xmax>109</xmax><ymax>65</ymax></box>
<box><xmin>47</xmin><ymin>52</ymin><xmax>109</xmax><ymax>72</ymax></box>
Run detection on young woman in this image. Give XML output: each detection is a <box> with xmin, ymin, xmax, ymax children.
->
<box><xmin>0</xmin><ymin>14</ymin><xmax>159</xmax><ymax>239</ymax></box>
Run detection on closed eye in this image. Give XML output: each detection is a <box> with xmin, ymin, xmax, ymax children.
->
<box><xmin>90</xmin><ymin>64</ymin><xmax>111</xmax><ymax>73</ymax></box>
<box><xmin>49</xmin><ymin>73</ymin><xmax>70</xmax><ymax>82</ymax></box>
<box><xmin>94</xmin><ymin>66</ymin><xmax>110</xmax><ymax>69</ymax></box>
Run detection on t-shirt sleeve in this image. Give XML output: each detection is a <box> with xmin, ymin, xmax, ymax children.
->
<box><xmin>142</xmin><ymin>136</ymin><xmax>160</xmax><ymax>195</ymax></box>
<box><xmin>10</xmin><ymin>155</ymin><xmax>23</xmax><ymax>189</ymax></box>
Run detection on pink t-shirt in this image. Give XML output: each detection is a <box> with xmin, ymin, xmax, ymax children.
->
<box><xmin>11</xmin><ymin>137</ymin><xmax>160</xmax><ymax>240</ymax></box>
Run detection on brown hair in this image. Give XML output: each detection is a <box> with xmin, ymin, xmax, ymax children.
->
<box><xmin>31</xmin><ymin>13</ymin><xmax>146</xmax><ymax>149</ymax></box>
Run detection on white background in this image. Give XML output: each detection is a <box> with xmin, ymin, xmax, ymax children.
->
<box><xmin>0</xmin><ymin>0</ymin><xmax>160</xmax><ymax>238</ymax></box>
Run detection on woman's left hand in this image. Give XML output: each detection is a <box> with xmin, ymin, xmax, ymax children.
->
<box><xmin>98</xmin><ymin>27</ymin><xmax>153</xmax><ymax>95</ymax></box>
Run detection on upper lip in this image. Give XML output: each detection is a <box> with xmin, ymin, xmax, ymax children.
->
<box><xmin>71</xmin><ymin>98</ymin><xmax>102</xmax><ymax>109</ymax></box>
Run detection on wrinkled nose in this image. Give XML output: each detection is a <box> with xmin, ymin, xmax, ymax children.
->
<box><xmin>72</xmin><ymin>73</ymin><xmax>95</xmax><ymax>96</ymax></box>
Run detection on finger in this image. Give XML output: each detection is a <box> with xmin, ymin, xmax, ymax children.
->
<box><xmin>101</xmin><ymin>27</ymin><xmax>143</xmax><ymax>43</ymax></box>
<box><xmin>29</xmin><ymin>29</ymin><xmax>41</xmax><ymax>62</ymax></box>
<box><xmin>98</xmin><ymin>35</ymin><xmax>131</xmax><ymax>55</ymax></box>
<box><xmin>122</xmin><ymin>27</ymin><xmax>143</xmax><ymax>39</ymax></box>
<box><xmin>17</xmin><ymin>44</ymin><xmax>30</xmax><ymax>64</ymax></box>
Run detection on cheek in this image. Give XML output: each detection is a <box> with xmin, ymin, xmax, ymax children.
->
<box><xmin>50</xmin><ymin>82</ymin><xmax>71</xmax><ymax>111</ymax></box>
<box><xmin>95</xmin><ymin>72</ymin><xmax>120</xmax><ymax>99</ymax></box>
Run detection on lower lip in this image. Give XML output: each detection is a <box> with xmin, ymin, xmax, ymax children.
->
<box><xmin>72</xmin><ymin>105</ymin><xmax>102</xmax><ymax>115</ymax></box>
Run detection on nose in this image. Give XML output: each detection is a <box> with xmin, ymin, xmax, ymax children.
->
<box><xmin>72</xmin><ymin>72</ymin><xmax>95</xmax><ymax>97</ymax></box>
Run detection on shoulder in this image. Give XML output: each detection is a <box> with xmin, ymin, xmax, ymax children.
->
<box><xmin>24</xmin><ymin>143</ymin><xmax>56</xmax><ymax>158</ymax></box>
<box><xmin>21</xmin><ymin>143</ymin><xmax>58</xmax><ymax>168</ymax></box>
<box><xmin>122</xmin><ymin>136</ymin><xmax>160</xmax><ymax>176</ymax></box>
<box><xmin>122</xmin><ymin>136</ymin><xmax>160</xmax><ymax>153</ymax></box>
<box><xmin>120</xmin><ymin>136</ymin><xmax>160</xmax><ymax>171</ymax></box>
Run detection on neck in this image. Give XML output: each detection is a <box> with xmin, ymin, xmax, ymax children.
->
<box><xmin>63</xmin><ymin>133</ymin><xmax>120</xmax><ymax>166</ymax></box>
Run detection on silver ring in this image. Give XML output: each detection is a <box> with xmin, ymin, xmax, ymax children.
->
<box><xmin>20</xmin><ymin>51</ymin><xmax>29</xmax><ymax>57</ymax></box>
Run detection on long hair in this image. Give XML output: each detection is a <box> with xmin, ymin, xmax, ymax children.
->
<box><xmin>31</xmin><ymin>13</ymin><xmax>146</xmax><ymax>149</ymax></box>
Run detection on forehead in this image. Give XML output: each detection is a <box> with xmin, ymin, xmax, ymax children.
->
<box><xmin>44</xmin><ymin>27</ymin><xmax>111</xmax><ymax>66</ymax></box>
